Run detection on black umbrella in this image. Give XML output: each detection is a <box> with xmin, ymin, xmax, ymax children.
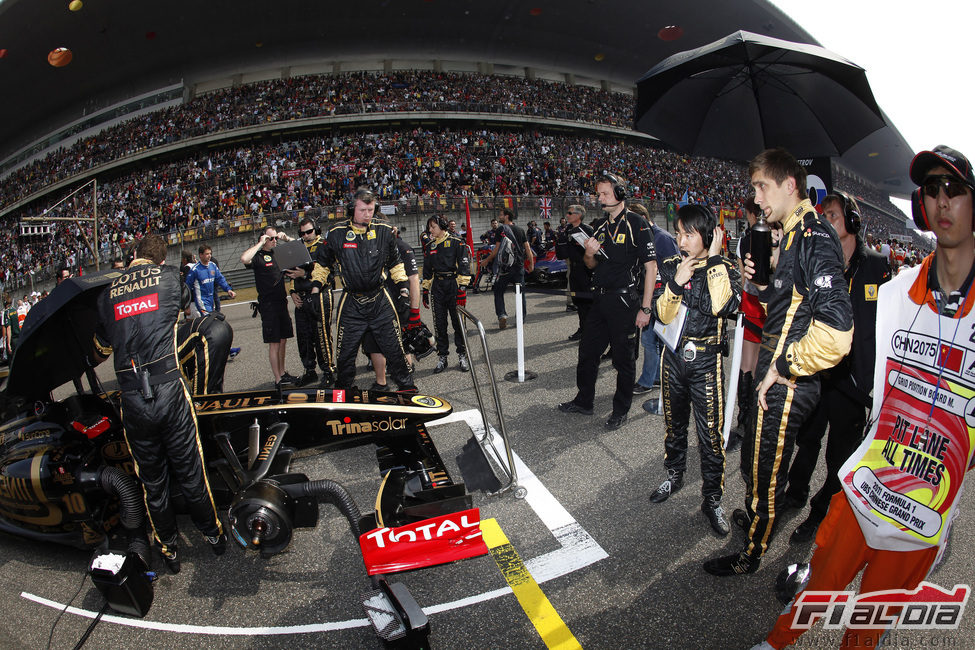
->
<box><xmin>6</xmin><ymin>270</ymin><xmax>122</xmax><ymax>399</ymax></box>
<box><xmin>635</xmin><ymin>30</ymin><xmax>887</xmax><ymax>161</ymax></box>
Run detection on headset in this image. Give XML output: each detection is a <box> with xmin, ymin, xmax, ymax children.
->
<box><xmin>427</xmin><ymin>214</ymin><xmax>449</xmax><ymax>231</ymax></box>
<box><xmin>676</xmin><ymin>203</ymin><xmax>716</xmax><ymax>250</ymax></box>
<box><xmin>911</xmin><ymin>179</ymin><xmax>975</xmax><ymax>232</ymax></box>
<box><xmin>298</xmin><ymin>218</ymin><xmax>321</xmax><ymax>236</ymax></box>
<box><xmin>833</xmin><ymin>189</ymin><xmax>861</xmax><ymax>236</ymax></box>
<box><xmin>347</xmin><ymin>188</ymin><xmax>377</xmax><ymax>218</ymax></box>
<box><xmin>599</xmin><ymin>172</ymin><xmax>627</xmax><ymax>203</ymax></box>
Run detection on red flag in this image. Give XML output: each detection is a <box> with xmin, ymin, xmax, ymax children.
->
<box><xmin>464</xmin><ymin>197</ymin><xmax>475</xmax><ymax>255</ymax></box>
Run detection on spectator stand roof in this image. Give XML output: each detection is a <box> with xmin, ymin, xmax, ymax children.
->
<box><xmin>0</xmin><ymin>0</ymin><xmax>913</xmax><ymax>195</ymax></box>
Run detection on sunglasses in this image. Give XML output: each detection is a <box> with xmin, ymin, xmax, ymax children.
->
<box><xmin>299</xmin><ymin>229</ymin><xmax>315</xmax><ymax>235</ymax></box>
<box><xmin>922</xmin><ymin>175</ymin><xmax>973</xmax><ymax>199</ymax></box>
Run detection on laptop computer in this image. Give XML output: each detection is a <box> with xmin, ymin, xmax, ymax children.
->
<box><xmin>273</xmin><ymin>239</ymin><xmax>313</xmax><ymax>269</ymax></box>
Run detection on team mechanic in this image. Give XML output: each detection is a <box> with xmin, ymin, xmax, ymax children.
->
<box><xmin>783</xmin><ymin>190</ymin><xmax>892</xmax><ymax>544</ymax></box>
<box><xmin>704</xmin><ymin>148</ymin><xmax>853</xmax><ymax>576</ymax></box>
<box><xmin>422</xmin><ymin>215</ymin><xmax>472</xmax><ymax>373</ymax></box>
<box><xmin>320</xmin><ymin>189</ymin><xmax>417</xmax><ymax>392</ymax></box>
<box><xmin>93</xmin><ymin>234</ymin><xmax>225</xmax><ymax>574</ymax></box>
<box><xmin>289</xmin><ymin>217</ymin><xmax>335</xmax><ymax>388</ymax></box>
<box><xmin>649</xmin><ymin>205</ymin><xmax>741</xmax><ymax>537</ymax></box>
<box><xmin>176</xmin><ymin>311</ymin><xmax>234</xmax><ymax>394</ymax></box>
<box><xmin>362</xmin><ymin>223</ymin><xmax>425</xmax><ymax>390</ymax></box>
<box><xmin>558</xmin><ymin>173</ymin><xmax>656</xmax><ymax>431</ymax></box>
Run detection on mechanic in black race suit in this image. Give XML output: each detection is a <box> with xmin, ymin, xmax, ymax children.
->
<box><xmin>422</xmin><ymin>215</ymin><xmax>472</xmax><ymax>373</ymax></box>
<box><xmin>557</xmin><ymin>173</ymin><xmax>657</xmax><ymax>431</ymax></box>
<box><xmin>93</xmin><ymin>234</ymin><xmax>225</xmax><ymax>574</ymax></box>
<box><xmin>362</xmin><ymin>223</ymin><xmax>426</xmax><ymax>391</ymax></box>
<box><xmin>704</xmin><ymin>148</ymin><xmax>853</xmax><ymax>576</ymax></box>
<box><xmin>320</xmin><ymin>189</ymin><xmax>417</xmax><ymax>392</ymax></box>
<box><xmin>782</xmin><ymin>191</ymin><xmax>892</xmax><ymax>544</ymax></box>
<box><xmin>289</xmin><ymin>216</ymin><xmax>335</xmax><ymax>388</ymax></box>
<box><xmin>176</xmin><ymin>310</ymin><xmax>233</xmax><ymax>395</ymax></box>
<box><xmin>648</xmin><ymin>205</ymin><xmax>741</xmax><ymax>537</ymax></box>
<box><xmin>555</xmin><ymin>204</ymin><xmax>594</xmax><ymax>341</ymax></box>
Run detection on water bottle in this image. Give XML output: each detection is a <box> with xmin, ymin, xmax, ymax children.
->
<box><xmin>750</xmin><ymin>215</ymin><xmax>773</xmax><ymax>286</ymax></box>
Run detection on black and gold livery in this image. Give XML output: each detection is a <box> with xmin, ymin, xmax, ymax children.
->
<box><xmin>0</xmin><ymin>269</ymin><xmax>469</xmax><ymax>560</ymax></box>
<box><xmin>741</xmin><ymin>199</ymin><xmax>853</xmax><ymax>561</ymax></box>
<box><xmin>319</xmin><ymin>219</ymin><xmax>415</xmax><ymax>390</ymax></box>
<box><xmin>654</xmin><ymin>253</ymin><xmax>741</xmax><ymax>503</ymax></box>
<box><xmin>422</xmin><ymin>232</ymin><xmax>472</xmax><ymax>359</ymax></box>
<box><xmin>294</xmin><ymin>233</ymin><xmax>335</xmax><ymax>381</ymax></box>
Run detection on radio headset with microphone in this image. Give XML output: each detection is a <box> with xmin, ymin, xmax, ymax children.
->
<box><xmin>598</xmin><ymin>173</ymin><xmax>627</xmax><ymax>211</ymax></box>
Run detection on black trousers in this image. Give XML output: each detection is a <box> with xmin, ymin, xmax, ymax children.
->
<box><xmin>119</xmin><ymin>379</ymin><xmax>222</xmax><ymax>553</ymax></box>
<box><xmin>177</xmin><ymin>313</ymin><xmax>233</xmax><ymax>395</ymax></box>
<box><xmin>294</xmin><ymin>290</ymin><xmax>333</xmax><ymax>373</ymax></box>
<box><xmin>573</xmin><ymin>292</ymin><xmax>638</xmax><ymax>416</ymax></box>
<box><xmin>786</xmin><ymin>384</ymin><xmax>867</xmax><ymax>522</ymax></box>
<box><xmin>572</xmin><ymin>297</ymin><xmax>593</xmax><ymax>334</ymax></box>
<box><xmin>432</xmin><ymin>277</ymin><xmax>465</xmax><ymax>357</ymax></box>
<box><xmin>335</xmin><ymin>289</ymin><xmax>414</xmax><ymax>390</ymax></box>
<box><xmin>740</xmin><ymin>375</ymin><xmax>820</xmax><ymax>559</ymax></box>
<box><xmin>661</xmin><ymin>346</ymin><xmax>726</xmax><ymax>499</ymax></box>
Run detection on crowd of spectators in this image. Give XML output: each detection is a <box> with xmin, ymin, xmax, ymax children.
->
<box><xmin>0</xmin><ymin>70</ymin><xmax>912</xmax><ymax>288</ymax></box>
<box><xmin>0</xmin><ymin>71</ymin><xmax>635</xmax><ymax>208</ymax></box>
<box><xmin>1</xmin><ymin>127</ymin><xmax>749</xmax><ymax>286</ymax></box>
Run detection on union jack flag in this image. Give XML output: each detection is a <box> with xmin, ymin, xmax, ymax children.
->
<box><xmin>539</xmin><ymin>197</ymin><xmax>552</xmax><ymax>219</ymax></box>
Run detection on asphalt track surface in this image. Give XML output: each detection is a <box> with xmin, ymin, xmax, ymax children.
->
<box><xmin>2</xmin><ymin>288</ymin><xmax>973</xmax><ymax>650</ymax></box>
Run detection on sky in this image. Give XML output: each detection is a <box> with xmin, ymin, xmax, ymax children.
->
<box><xmin>769</xmin><ymin>0</ymin><xmax>973</xmax><ymax>217</ymax></box>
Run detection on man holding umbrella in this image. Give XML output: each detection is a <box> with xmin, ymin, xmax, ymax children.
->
<box><xmin>704</xmin><ymin>148</ymin><xmax>852</xmax><ymax>576</ymax></box>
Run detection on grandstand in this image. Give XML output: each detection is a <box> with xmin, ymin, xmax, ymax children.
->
<box><xmin>1</xmin><ymin>70</ymin><xmax>916</xmax><ymax>291</ymax></box>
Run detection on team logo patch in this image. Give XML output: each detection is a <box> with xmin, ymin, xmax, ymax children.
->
<box><xmin>114</xmin><ymin>293</ymin><xmax>159</xmax><ymax>320</ymax></box>
<box><xmin>367</xmin><ymin>230</ymin><xmax>376</xmax><ymax>240</ymax></box>
<box><xmin>346</xmin><ymin>230</ymin><xmax>356</xmax><ymax>241</ymax></box>
<box><xmin>814</xmin><ymin>275</ymin><xmax>833</xmax><ymax>289</ymax></box>
<box><xmin>864</xmin><ymin>284</ymin><xmax>878</xmax><ymax>301</ymax></box>
<box><xmin>411</xmin><ymin>395</ymin><xmax>443</xmax><ymax>408</ymax></box>
<box><xmin>263</xmin><ymin>255</ymin><xmax>272</xmax><ymax>262</ymax></box>
<box><xmin>597</xmin><ymin>233</ymin><xmax>605</xmax><ymax>243</ymax></box>
<box><xmin>615</xmin><ymin>233</ymin><xmax>626</xmax><ymax>244</ymax></box>
<box><xmin>344</xmin><ymin>243</ymin><xmax>357</xmax><ymax>248</ymax></box>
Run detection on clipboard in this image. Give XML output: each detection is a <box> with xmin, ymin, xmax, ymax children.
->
<box><xmin>652</xmin><ymin>303</ymin><xmax>687</xmax><ymax>353</ymax></box>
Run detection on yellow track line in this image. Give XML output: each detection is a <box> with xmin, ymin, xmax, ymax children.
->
<box><xmin>480</xmin><ymin>518</ymin><xmax>582</xmax><ymax>650</ymax></box>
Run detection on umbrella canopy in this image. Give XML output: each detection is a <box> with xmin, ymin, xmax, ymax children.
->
<box><xmin>6</xmin><ymin>270</ymin><xmax>121</xmax><ymax>399</ymax></box>
<box><xmin>635</xmin><ymin>30</ymin><xmax>887</xmax><ymax>162</ymax></box>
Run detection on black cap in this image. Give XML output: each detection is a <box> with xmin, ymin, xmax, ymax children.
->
<box><xmin>909</xmin><ymin>145</ymin><xmax>975</xmax><ymax>187</ymax></box>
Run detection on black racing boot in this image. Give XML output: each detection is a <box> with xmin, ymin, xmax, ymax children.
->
<box><xmin>703</xmin><ymin>550</ymin><xmax>760</xmax><ymax>576</ymax></box>
<box><xmin>434</xmin><ymin>356</ymin><xmax>448</xmax><ymax>373</ymax></box>
<box><xmin>649</xmin><ymin>469</ymin><xmax>683</xmax><ymax>503</ymax></box>
<box><xmin>318</xmin><ymin>370</ymin><xmax>335</xmax><ymax>388</ymax></box>
<box><xmin>205</xmin><ymin>532</ymin><xmax>228</xmax><ymax>556</ymax></box>
<box><xmin>458</xmin><ymin>354</ymin><xmax>469</xmax><ymax>372</ymax></box>
<box><xmin>298</xmin><ymin>369</ymin><xmax>318</xmax><ymax>387</ymax></box>
<box><xmin>702</xmin><ymin>495</ymin><xmax>730</xmax><ymax>537</ymax></box>
<box><xmin>160</xmin><ymin>544</ymin><xmax>180</xmax><ymax>574</ymax></box>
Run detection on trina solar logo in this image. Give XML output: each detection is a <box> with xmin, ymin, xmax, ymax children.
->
<box><xmin>326</xmin><ymin>416</ymin><xmax>407</xmax><ymax>436</ymax></box>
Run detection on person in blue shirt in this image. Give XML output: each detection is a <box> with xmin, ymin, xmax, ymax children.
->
<box><xmin>185</xmin><ymin>244</ymin><xmax>236</xmax><ymax>315</ymax></box>
<box><xmin>630</xmin><ymin>204</ymin><xmax>678</xmax><ymax>402</ymax></box>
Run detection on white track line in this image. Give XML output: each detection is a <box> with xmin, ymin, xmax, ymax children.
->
<box><xmin>22</xmin><ymin>409</ymin><xmax>607</xmax><ymax>635</ymax></box>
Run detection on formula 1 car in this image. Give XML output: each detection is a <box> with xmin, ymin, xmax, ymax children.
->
<box><xmin>0</xmin><ymin>270</ymin><xmax>485</xmax><ymax>642</ymax></box>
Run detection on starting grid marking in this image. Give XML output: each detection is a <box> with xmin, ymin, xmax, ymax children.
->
<box><xmin>22</xmin><ymin>408</ymin><xmax>607</xmax><ymax>638</ymax></box>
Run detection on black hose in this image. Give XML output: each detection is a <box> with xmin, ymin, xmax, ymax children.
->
<box><xmin>99</xmin><ymin>466</ymin><xmax>144</xmax><ymax>531</ymax></box>
<box><xmin>289</xmin><ymin>479</ymin><xmax>362</xmax><ymax>538</ymax></box>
